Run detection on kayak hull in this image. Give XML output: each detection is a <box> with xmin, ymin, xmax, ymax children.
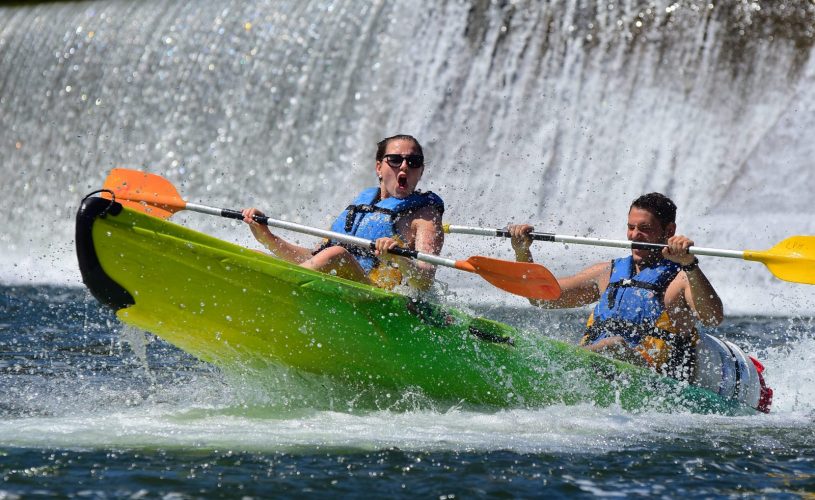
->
<box><xmin>76</xmin><ymin>196</ymin><xmax>757</xmax><ymax>414</ymax></box>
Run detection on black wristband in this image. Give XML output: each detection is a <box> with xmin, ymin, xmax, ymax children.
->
<box><xmin>680</xmin><ymin>257</ymin><xmax>699</xmax><ymax>272</ymax></box>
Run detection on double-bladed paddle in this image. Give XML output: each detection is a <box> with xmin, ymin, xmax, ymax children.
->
<box><xmin>100</xmin><ymin>168</ymin><xmax>561</xmax><ymax>300</ymax></box>
<box><xmin>443</xmin><ymin>224</ymin><xmax>815</xmax><ymax>285</ymax></box>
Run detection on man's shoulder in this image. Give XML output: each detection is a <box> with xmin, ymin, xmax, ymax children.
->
<box><xmin>588</xmin><ymin>260</ymin><xmax>613</xmax><ymax>274</ymax></box>
<box><xmin>574</xmin><ymin>261</ymin><xmax>613</xmax><ymax>284</ymax></box>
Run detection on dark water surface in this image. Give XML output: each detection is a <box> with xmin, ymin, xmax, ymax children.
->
<box><xmin>1</xmin><ymin>285</ymin><xmax>813</xmax><ymax>498</ymax></box>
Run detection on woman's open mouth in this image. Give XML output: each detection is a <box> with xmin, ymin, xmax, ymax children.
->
<box><xmin>397</xmin><ymin>174</ymin><xmax>408</xmax><ymax>189</ymax></box>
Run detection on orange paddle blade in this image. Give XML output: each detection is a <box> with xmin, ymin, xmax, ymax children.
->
<box><xmin>744</xmin><ymin>236</ymin><xmax>815</xmax><ymax>285</ymax></box>
<box><xmin>455</xmin><ymin>256</ymin><xmax>561</xmax><ymax>300</ymax></box>
<box><xmin>102</xmin><ymin>168</ymin><xmax>187</xmax><ymax>219</ymax></box>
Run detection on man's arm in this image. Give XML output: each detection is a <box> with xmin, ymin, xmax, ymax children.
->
<box><xmin>508</xmin><ymin>224</ymin><xmax>607</xmax><ymax>308</ymax></box>
<box><xmin>532</xmin><ymin>262</ymin><xmax>608</xmax><ymax>309</ymax></box>
<box><xmin>681</xmin><ymin>265</ymin><xmax>724</xmax><ymax>326</ymax></box>
<box><xmin>663</xmin><ymin>235</ymin><xmax>723</xmax><ymax>326</ymax></box>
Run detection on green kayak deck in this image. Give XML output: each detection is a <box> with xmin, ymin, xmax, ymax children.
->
<box><xmin>76</xmin><ymin>196</ymin><xmax>754</xmax><ymax>414</ymax></box>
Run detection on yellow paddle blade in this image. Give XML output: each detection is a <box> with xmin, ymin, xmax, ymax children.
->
<box><xmin>102</xmin><ymin>168</ymin><xmax>187</xmax><ymax>219</ymax></box>
<box><xmin>744</xmin><ymin>236</ymin><xmax>815</xmax><ymax>285</ymax></box>
<box><xmin>455</xmin><ymin>256</ymin><xmax>561</xmax><ymax>300</ymax></box>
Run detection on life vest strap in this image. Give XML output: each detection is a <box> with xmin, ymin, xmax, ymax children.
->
<box><xmin>606</xmin><ymin>278</ymin><xmax>665</xmax><ymax>307</ymax></box>
<box><xmin>343</xmin><ymin>203</ymin><xmax>397</xmax><ymax>232</ymax></box>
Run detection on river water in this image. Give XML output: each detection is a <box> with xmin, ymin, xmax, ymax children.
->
<box><xmin>1</xmin><ymin>285</ymin><xmax>814</xmax><ymax>497</ymax></box>
<box><xmin>1</xmin><ymin>0</ymin><xmax>814</xmax><ymax>497</ymax></box>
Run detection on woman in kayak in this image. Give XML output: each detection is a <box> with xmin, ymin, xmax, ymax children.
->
<box><xmin>242</xmin><ymin>134</ymin><xmax>444</xmax><ymax>291</ymax></box>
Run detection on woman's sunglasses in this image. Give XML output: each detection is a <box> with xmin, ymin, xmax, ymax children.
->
<box><xmin>382</xmin><ymin>154</ymin><xmax>424</xmax><ymax>169</ymax></box>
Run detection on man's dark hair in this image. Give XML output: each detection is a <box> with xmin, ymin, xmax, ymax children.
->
<box><xmin>630</xmin><ymin>192</ymin><xmax>677</xmax><ymax>227</ymax></box>
<box><xmin>376</xmin><ymin>134</ymin><xmax>423</xmax><ymax>161</ymax></box>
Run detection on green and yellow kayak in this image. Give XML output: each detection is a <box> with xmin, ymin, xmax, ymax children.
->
<box><xmin>75</xmin><ymin>195</ymin><xmax>758</xmax><ymax>415</ymax></box>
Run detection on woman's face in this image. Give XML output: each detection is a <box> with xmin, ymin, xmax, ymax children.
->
<box><xmin>376</xmin><ymin>138</ymin><xmax>424</xmax><ymax>199</ymax></box>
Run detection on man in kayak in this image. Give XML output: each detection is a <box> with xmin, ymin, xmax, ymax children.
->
<box><xmin>242</xmin><ymin>134</ymin><xmax>444</xmax><ymax>291</ymax></box>
<box><xmin>508</xmin><ymin>193</ymin><xmax>723</xmax><ymax>379</ymax></box>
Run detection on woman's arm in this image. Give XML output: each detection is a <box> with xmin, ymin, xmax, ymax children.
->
<box><xmin>242</xmin><ymin>208</ymin><xmax>316</xmax><ymax>264</ymax></box>
<box><xmin>376</xmin><ymin>205</ymin><xmax>444</xmax><ymax>291</ymax></box>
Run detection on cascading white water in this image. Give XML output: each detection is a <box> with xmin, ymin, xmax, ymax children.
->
<box><xmin>1</xmin><ymin>0</ymin><xmax>813</xmax><ymax>314</ymax></box>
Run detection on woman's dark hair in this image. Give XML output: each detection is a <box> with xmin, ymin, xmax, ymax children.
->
<box><xmin>630</xmin><ymin>192</ymin><xmax>677</xmax><ymax>227</ymax></box>
<box><xmin>376</xmin><ymin>134</ymin><xmax>423</xmax><ymax>161</ymax></box>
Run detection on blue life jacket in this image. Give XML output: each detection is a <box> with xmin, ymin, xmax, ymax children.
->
<box><xmin>586</xmin><ymin>256</ymin><xmax>681</xmax><ymax>347</ymax></box>
<box><xmin>326</xmin><ymin>187</ymin><xmax>444</xmax><ymax>273</ymax></box>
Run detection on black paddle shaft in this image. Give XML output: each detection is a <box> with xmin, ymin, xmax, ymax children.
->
<box><xmin>494</xmin><ymin>229</ymin><xmax>669</xmax><ymax>251</ymax></box>
<box><xmin>220</xmin><ymin>208</ymin><xmax>420</xmax><ymax>259</ymax></box>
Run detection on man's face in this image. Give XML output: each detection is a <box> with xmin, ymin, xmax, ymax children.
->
<box><xmin>627</xmin><ymin>207</ymin><xmax>675</xmax><ymax>264</ymax></box>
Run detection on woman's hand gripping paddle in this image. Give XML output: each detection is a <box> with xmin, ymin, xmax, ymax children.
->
<box><xmin>443</xmin><ymin>224</ymin><xmax>815</xmax><ymax>285</ymax></box>
<box><xmin>101</xmin><ymin>169</ymin><xmax>562</xmax><ymax>300</ymax></box>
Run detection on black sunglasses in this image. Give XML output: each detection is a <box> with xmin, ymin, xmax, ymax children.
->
<box><xmin>382</xmin><ymin>154</ymin><xmax>424</xmax><ymax>169</ymax></box>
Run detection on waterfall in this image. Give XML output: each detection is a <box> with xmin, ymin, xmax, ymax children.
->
<box><xmin>1</xmin><ymin>0</ymin><xmax>813</xmax><ymax>314</ymax></box>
